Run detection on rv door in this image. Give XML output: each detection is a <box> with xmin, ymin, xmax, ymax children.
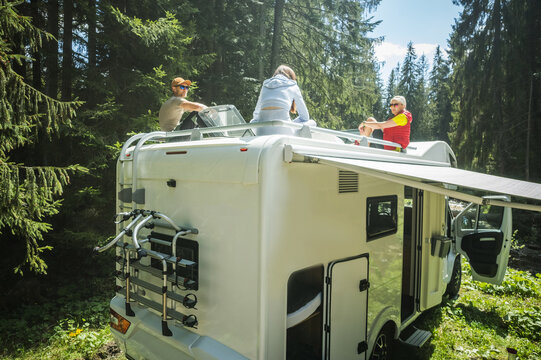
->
<box><xmin>452</xmin><ymin>195</ymin><xmax>512</xmax><ymax>285</ymax></box>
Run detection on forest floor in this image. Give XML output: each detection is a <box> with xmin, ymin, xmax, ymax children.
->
<box><xmin>509</xmin><ymin>242</ymin><xmax>541</xmax><ymax>275</ymax></box>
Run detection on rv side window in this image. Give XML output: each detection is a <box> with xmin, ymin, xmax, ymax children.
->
<box><xmin>366</xmin><ymin>195</ymin><xmax>398</xmax><ymax>241</ymax></box>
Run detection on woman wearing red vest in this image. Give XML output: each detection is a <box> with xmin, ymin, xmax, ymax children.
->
<box><xmin>359</xmin><ymin>96</ymin><xmax>412</xmax><ymax>151</ymax></box>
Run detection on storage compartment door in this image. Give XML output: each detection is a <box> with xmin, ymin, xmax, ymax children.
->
<box><xmin>325</xmin><ymin>255</ymin><xmax>369</xmax><ymax>360</ymax></box>
<box><xmin>453</xmin><ymin>196</ymin><xmax>512</xmax><ymax>284</ymax></box>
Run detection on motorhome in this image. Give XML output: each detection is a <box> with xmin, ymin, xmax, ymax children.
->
<box><xmin>96</xmin><ymin>105</ymin><xmax>541</xmax><ymax>360</ymax></box>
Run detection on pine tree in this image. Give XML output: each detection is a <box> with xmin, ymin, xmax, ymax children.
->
<box><xmin>429</xmin><ymin>46</ymin><xmax>452</xmax><ymax>142</ymax></box>
<box><xmin>446</xmin><ymin>0</ymin><xmax>541</xmax><ymax>175</ymax></box>
<box><xmin>0</xmin><ymin>0</ymin><xmax>81</xmax><ymax>274</ymax></box>
<box><xmin>397</xmin><ymin>42</ymin><xmax>425</xmax><ymax>140</ymax></box>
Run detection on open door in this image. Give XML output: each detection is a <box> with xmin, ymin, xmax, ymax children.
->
<box><xmin>453</xmin><ymin>196</ymin><xmax>512</xmax><ymax>284</ymax></box>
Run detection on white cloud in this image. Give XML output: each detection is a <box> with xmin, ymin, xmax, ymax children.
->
<box><xmin>374</xmin><ymin>42</ymin><xmax>407</xmax><ymax>62</ymax></box>
<box><xmin>374</xmin><ymin>42</ymin><xmax>448</xmax><ymax>83</ymax></box>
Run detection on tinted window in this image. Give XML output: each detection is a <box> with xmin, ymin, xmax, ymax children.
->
<box><xmin>367</xmin><ymin>195</ymin><xmax>398</xmax><ymax>241</ymax></box>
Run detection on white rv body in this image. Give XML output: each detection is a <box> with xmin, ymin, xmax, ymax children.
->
<box><xmin>105</xmin><ymin>106</ymin><xmax>541</xmax><ymax>360</ymax></box>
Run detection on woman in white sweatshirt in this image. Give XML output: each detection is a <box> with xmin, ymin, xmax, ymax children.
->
<box><xmin>251</xmin><ymin>65</ymin><xmax>316</xmax><ymax>134</ymax></box>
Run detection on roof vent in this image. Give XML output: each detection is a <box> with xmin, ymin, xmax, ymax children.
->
<box><xmin>339</xmin><ymin>170</ymin><xmax>358</xmax><ymax>193</ymax></box>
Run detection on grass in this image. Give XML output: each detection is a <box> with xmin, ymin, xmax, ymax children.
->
<box><xmin>394</xmin><ymin>260</ymin><xmax>541</xmax><ymax>360</ymax></box>
<box><xmin>1</xmin><ymin>261</ymin><xmax>540</xmax><ymax>359</ymax></box>
<box><xmin>0</xmin><ymin>277</ymin><xmax>122</xmax><ymax>360</ymax></box>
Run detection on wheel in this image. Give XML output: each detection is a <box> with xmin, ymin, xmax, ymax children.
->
<box><xmin>370</xmin><ymin>326</ymin><xmax>393</xmax><ymax>360</ymax></box>
<box><xmin>445</xmin><ymin>254</ymin><xmax>462</xmax><ymax>298</ymax></box>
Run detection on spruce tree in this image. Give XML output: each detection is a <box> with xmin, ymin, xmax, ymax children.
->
<box><xmin>397</xmin><ymin>42</ymin><xmax>423</xmax><ymax>140</ymax></box>
<box><xmin>0</xmin><ymin>0</ymin><xmax>81</xmax><ymax>274</ymax></box>
<box><xmin>429</xmin><ymin>46</ymin><xmax>452</xmax><ymax>143</ymax></box>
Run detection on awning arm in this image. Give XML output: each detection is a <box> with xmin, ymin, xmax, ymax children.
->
<box><xmin>316</xmin><ymin>158</ymin><xmax>541</xmax><ymax>212</ymax></box>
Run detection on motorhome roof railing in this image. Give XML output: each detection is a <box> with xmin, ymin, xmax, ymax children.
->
<box><xmin>120</xmin><ymin>121</ymin><xmax>403</xmax><ymax>161</ymax></box>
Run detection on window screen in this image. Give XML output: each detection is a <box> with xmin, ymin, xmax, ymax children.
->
<box><xmin>366</xmin><ymin>195</ymin><xmax>398</xmax><ymax>241</ymax></box>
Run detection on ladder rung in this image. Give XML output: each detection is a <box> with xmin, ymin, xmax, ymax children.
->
<box><xmin>117</xmin><ymin>259</ymin><xmax>198</xmax><ymax>289</ymax></box>
<box><xmin>130</xmin><ymin>277</ymin><xmax>196</xmax><ymax>307</ymax></box>
<box><xmin>123</xmin><ymin>290</ymin><xmax>188</xmax><ymax>323</ymax></box>
<box><xmin>116</xmin><ymin>244</ymin><xmax>196</xmax><ymax>267</ymax></box>
<box><xmin>148</xmin><ymin>237</ymin><xmax>173</xmax><ymax>247</ymax></box>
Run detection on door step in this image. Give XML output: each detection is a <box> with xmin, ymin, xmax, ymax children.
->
<box><xmin>399</xmin><ymin>326</ymin><xmax>431</xmax><ymax>347</ymax></box>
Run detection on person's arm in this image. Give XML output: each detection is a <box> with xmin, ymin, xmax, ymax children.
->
<box><xmin>362</xmin><ymin>113</ymin><xmax>408</xmax><ymax>130</ymax></box>
<box><xmin>291</xmin><ymin>85</ymin><xmax>311</xmax><ymax>123</ymax></box>
<box><xmin>362</xmin><ymin>119</ymin><xmax>397</xmax><ymax>130</ymax></box>
<box><xmin>252</xmin><ymin>88</ymin><xmax>264</xmax><ymax>121</ymax></box>
<box><xmin>180</xmin><ymin>100</ymin><xmax>207</xmax><ymax>112</ymax></box>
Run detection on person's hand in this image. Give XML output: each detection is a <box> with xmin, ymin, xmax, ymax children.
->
<box><xmin>359</xmin><ymin>122</ymin><xmax>369</xmax><ymax>136</ymax></box>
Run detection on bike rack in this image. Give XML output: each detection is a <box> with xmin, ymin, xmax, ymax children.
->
<box><xmin>96</xmin><ymin>209</ymin><xmax>199</xmax><ymax>335</ymax></box>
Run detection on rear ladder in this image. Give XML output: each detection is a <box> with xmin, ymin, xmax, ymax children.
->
<box><xmin>96</xmin><ymin>209</ymin><xmax>199</xmax><ymax>336</ymax></box>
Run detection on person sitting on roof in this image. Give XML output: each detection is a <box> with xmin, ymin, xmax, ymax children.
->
<box><xmin>158</xmin><ymin>77</ymin><xmax>207</xmax><ymax>132</ymax></box>
<box><xmin>251</xmin><ymin>65</ymin><xmax>316</xmax><ymax>135</ymax></box>
<box><xmin>359</xmin><ymin>95</ymin><xmax>412</xmax><ymax>151</ymax></box>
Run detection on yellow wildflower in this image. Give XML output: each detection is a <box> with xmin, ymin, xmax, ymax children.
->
<box><xmin>69</xmin><ymin>328</ymin><xmax>83</xmax><ymax>337</ymax></box>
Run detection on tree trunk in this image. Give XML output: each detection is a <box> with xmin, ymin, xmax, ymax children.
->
<box><xmin>87</xmin><ymin>0</ymin><xmax>97</xmax><ymax>106</ymax></box>
<box><xmin>492</xmin><ymin>0</ymin><xmax>504</xmax><ymax>173</ymax></box>
<box><xmin>270</xmin><ymin>0</ymin><xmax>285</xmax><ymax>72</ymax></box>
<box><xmin>258</xmin><ymin>1</ymin><xmax>267</xmax><ymax>80</ymax></box>
<box><xmin>46</xmin><ymin>0</ymin><xmax>59</xmax><ymax>98</ymax></box>
<box><xmin>62</xmin><ymin>0</ymin><xmax>73</xmax><ymax>101</ymax></box>
<box><xmin>31</xmin><ymin>0</ymin><xmax>42</xmax><ymax>91</ymax></box>
<box><xmin>88</xmin><ymin>0</ymin><xmax>96</xmax><ymax>69</ymax></box>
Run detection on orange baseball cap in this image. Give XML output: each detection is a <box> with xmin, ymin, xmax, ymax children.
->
<box><xmin>171</xmin><ymin>77</ymin><xmax>192</xmax><ymax>87</ymax></box>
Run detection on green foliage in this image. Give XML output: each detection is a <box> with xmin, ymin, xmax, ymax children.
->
<box><xmin>393</xmin><ymin>260</ymin><xmax>541</xmax><ymax>359</ymax></box>
<box><xmin>51</xmin><ymin>319</ymin><xmax>112</xmax><ymax>359</ymax></box>
<box><xmin>281</xmin><ymin>0</ymin><xmax>382</xmax><ymax>130</ymax></box>
<box><xmin>475</xmin><ymin>270</ymin><xmax>541</xmax><ymax>298</ymax></box>
<box><xmin>449</xmin><ymin>0</ymin><xmax>541</xmax><ymax>177</ymax></box>
<box><xmin>427</xmin><ymin>46</ymin><xmax>452</xmax><ymax>143</ymax></box>
<box><xmin>505</xmin><ymin>306</ymin><xmax>541</xmax><ymax>341</ymax></box>
<box><xmin>395</xmin><ymin>42</ymin><xmax>431</xmax><ymax>140</ymax></box>
<box><xmin>0</xmin><ymin>0</ymin><xmax>83</xmax><ymax>274</ymax></box>
<box><xmin>0</xmin><ymin>276</ymin><xmax>116</xmax><ymax>359</ymax></box>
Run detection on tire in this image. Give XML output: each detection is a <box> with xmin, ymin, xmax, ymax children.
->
<box><xmin>370</xmin><ymin>326</ymin><xmax>393</xmax><ymax>360</ymax></box>
<box><xmin>445</xmin><ymin>254</ymin><xmax>462</xmax><ymax>298</ymax></box>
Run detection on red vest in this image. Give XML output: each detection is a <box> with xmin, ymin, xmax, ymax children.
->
<box><xmin>383</xmin><ymin>110</ymin><xmax>412</xmax><ymax>150</ymax></box>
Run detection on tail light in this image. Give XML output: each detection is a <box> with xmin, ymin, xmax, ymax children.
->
<box><xmin>110</xmin><ymin>308</ymin><xmax>131</xmax><ymax>334</ymax></box>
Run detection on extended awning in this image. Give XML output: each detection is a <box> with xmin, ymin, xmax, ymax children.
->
<box><xmin>313</xmin><ymin>155</ymin><xmax>541</xmax><ymax>212</ymax></box>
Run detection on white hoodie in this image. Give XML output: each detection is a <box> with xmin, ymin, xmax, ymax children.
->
<box><xmin>252</xmin><ymin>74</ymin><xmax>311</xmax><ymax>124</ymax></box>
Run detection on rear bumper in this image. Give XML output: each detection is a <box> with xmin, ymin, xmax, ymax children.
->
<box><xmin>109</xmin><ymin>296</ymin><xmax>248</xmax><ymax>360</ymax></box>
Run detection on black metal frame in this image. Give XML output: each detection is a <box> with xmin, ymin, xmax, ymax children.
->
<box><xmin>366</xmin><ymin>195</ymin><xmax>398</xmax><ymax>241</ymax></box>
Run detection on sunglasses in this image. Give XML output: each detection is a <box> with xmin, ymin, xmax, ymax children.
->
<box><xmin>175</xmin><ymin>85</ymin><xmax>189</xmax><ymax>90</ymax></box>
<box><xmin>389</xmin><ymin>103</ymin><xmax>401</xmax><ymax>107</ymax></box>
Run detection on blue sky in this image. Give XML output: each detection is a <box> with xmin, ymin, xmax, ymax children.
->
<box><xmin>368</xmin><ymin>0</ymin><xmax>463</xmax><ymax>83</ymax></box>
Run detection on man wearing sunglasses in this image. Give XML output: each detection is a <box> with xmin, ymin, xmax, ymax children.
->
<box><xmin>359</xmin><ymin>95</ymin><xmax>412</xmax><ymax>151</ymax></box>
<box><xmin>159</xmin><ymin>77</ymin><xmax>207</xmax><ymax>131</ymax></box>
